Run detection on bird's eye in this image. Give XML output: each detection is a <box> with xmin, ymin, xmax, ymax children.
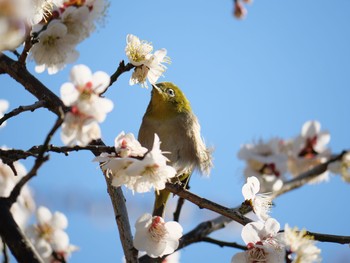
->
<box><xmin>166</xmin><ymin>88</ymin><xmax>175</xmax><ymax>97</ymax></box>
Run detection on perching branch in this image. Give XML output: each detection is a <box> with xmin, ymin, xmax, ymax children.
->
<box><xmin>0</xmin><ymin>100</ymin><xmax>46</xmax><ymax>126</ymax></box>
<box><xmin>165</xmin><ymin>182</ymin><xmax>252</xmax><ymax>226</ymax></box>
<box><xmin>177</xmin><ymin>151</ymin><xmax>348</xmax><ymax>251</ymax></box>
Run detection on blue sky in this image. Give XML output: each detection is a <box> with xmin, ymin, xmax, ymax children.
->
<box><xmin>1</xmin><ymin>0</ymin><xmax>350</xmax><ymax>262</ymax></box>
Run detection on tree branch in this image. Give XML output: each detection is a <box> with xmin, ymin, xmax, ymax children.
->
<box><xmin>89</xmin><ymin>140</ymin><xmax>138</xmax><ymax>262</ymax></box>
<box><xmin>177</xmin><ymin>151</ymin><xmax>348</xmax><ymax>251</ymax></box>
<box><xmin>305</xmin><ymin>231</ymin><xmax>350</xmax><ymax>244</ymax></box>
<box><xmin>18</xmin><ymin>34</ymin><xmax>33</xmax><ymax>65</ymax></box>
<box><xmin>0</xmin><ymin>100</ymin><xmax>46</xmax><ymax>126</ymax></box>
<box><xmin>0</xmin><ymin>54</ymin><xmax>67</xmax><ymax>115</ymax></box>
<box><xmin>0</xmin><ymin>145</ymin><xmax>116</xmax><ymax>163</ymax></box>
<box><xmin>165</xmin><ymin>183</ymin><xmax>252</xmax><ymax>225</ymax></box>
<box><xmin>2</xmin><ymin>238</ymin><xmax>9</xmax><ymax>263</ymax></box>
<box><xmin>0</xmin><ymin>198</ymin><xmax>43</xmax><ymax>263</ymax></box>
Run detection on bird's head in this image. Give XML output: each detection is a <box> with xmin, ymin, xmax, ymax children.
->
<box><xmin>148</xmin><ymin>82</ymin><xmax>192</xmax><ymax>119</ymax></box>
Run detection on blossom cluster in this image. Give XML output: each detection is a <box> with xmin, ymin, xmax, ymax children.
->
<box><xmin>0</xmin><ymin>0</ymin><xmax>108</xmax><ymax>74</ymax></box>
<box><xmin>238</xmin><ymin>120</ymin><xmax>333</xmax><ymax>193</ymax></box>
<box><xmin>235</xmin><ymin>176</ymin><xmax>322</xmax><ymax>262</ymax></box>
<box><xmin>232</xmin><ymin>217</ymin><xmax>321</xmax><ymax>263</ymax></box>
<box><xmin>133</xmin><ymin>213</ymin><xmax>183</xmax><ymax>258</ymax></box>
<box><xmin>26</xmin><ymin>206</ymin><xmax>77</xmax><ymax>263</ymax></box>
<box><xmin>125</xmin><ymin>34</ymin><xmax>171</xmax><ymax>88</ymax></box>
<box><xmin>60</xmin><ymin>64</ymin><xmax>113</xmax><ymax>146</ymax></box>
<box><xmin>94</xmin><ymin>132</ymin><xmax>176</xmax><ymax>193</ymax></box>
<box><xmin>0</xmin><ymin>145</ymin><xmax>76</xmax><ymax>261</ymax></box>
<box><xmin>29</xmin><ymin>0</ymin><xmax>108</xmax><ymax>74</ymax></box>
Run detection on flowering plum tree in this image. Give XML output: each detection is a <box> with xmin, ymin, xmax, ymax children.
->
<box><xmin>0</xmin><ymin>1</ymin><xmax>349</xmax><ymax>263</ymax></box>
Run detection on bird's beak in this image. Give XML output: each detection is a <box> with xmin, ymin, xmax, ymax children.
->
<box><xmin>152</xmin><ymin>84</ymin><xmax>162</xmax><ymax>94</ymax></box>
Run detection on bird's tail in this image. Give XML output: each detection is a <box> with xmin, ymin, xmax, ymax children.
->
<box><xmin>152</xmin><ymin>172</ymin><xmax>191</xmax><ymax>217</ymax></box>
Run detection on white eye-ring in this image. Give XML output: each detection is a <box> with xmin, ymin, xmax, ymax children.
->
<box><xmin>166</xmin><ymin>88</ymin><xmax>175</xmax><ymax>97</ymax></box>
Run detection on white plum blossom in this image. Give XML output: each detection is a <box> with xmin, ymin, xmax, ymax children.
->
<box><xmin>328</xmin><ymin>152</ymin><xmax>350</xmax><ymax>183</ymax></box>
<box><xmin>0</xmin><ymin>0</ymin><xmax>28</xmax><ymax>51</ymax></box>
<box><xmin>238</xmin><ymin>138</ymin><xmax>287</xmax><ymax>192</ymax></box>
<box><xmin>29</xmin><ymin>0</ymin><xmax>108</xmax><ymax>74</ymax></box>
<box><xmin>60</xmin><ymin>64</ymin><xmax>113</xmax><ymax>122</ymax></box>
<box><xmin>0</xmin><ymin>99</ymin><xmax>9</xmax><ymax>127</ymax></box>
<box><xmin>143</xmin><ymin>49</ymin><xmax>170</xmax><ymax>85</ymax></box>
<box><xmin>26</xmin><ymin>206</ymin><xmax>77</xmax><ymax>262</ymax></box>
<box><xmin>133</xmin><ymin>213</ymin><xmax>183</xmax><ymax>258</ymax></box>
<box><xmin>60</xmin><ymin>64</ymin><xmax>113</xmax><ymax>146</ymax></box>
<box><xmin>30</xmin><ymin>0</ymin><xmax>60</xmax><ymax>25</ymax></box>
<box><xmin>114</xmin><ymin>131</ymin><xmax>148</xmax><ymax>158</ymax></box>
<box><xmin>242</xmin><ymin>176</ymin><xmax>272</xmax><ymax>221</ymax></box>
<box><xmin>125</xmin><ymin>34</ymin><xmax>153</xmax><ymax>66</ymax></box>
<box><xmin>30</xmin><ymin>20</ymin><xmax>79</xmax><ymax>74</ymax></box>
<box><xmin>232</xmin><ymin>218</ymin><xmax>285</xmax><ymax>263</ymax></box>
<box><xmin>282</xmin><ymin>224</ymin><xmax>321</xmax><ymax>263</ymax></box>
<box><xmin>285</xmin><ymin>120</ymin><xmax>331</xmax><ymax>183</ymax></box>
<box><xmin>162</xmin><ymin>251</ymin><xmax>181</xmax><ymax>263</ymax></box>
<box><xmin>122</xmin><ymin>250</ymin><xmax>180</xmax><ymax>263</ymax></box>
<box><xmin>96</xmin><ymin>134</ymin><xmax>176</xmax><ymax>193</ymax></box>
<box><xmin>60</xmin><ymin>5</ymin><xmax>91</xmax><ymax>43</ymax></box>
<box><xmin>61</xmin><ymin>112</ymin><xmax>101</xmax><ymax>146</ymax></box>
<box><xmin>0</xmin><ymin>152</ymin><xmax>35</xmax><ymax>228</ymax></box>
<box><xmin>125</xmin><ymin>34</ymin><xmax>171</xmax><ymax>88</ymax></box>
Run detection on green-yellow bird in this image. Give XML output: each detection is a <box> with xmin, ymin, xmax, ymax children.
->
<box><xmin>138</xmin><ymin>82</ymin><xmax>212</xmax><ymax>217</ymax></box>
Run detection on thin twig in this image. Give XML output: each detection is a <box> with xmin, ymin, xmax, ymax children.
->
<box><xmin>273</xmin><ymin>151</ymin><xmax>348</xmax><ymax>198</ymax></box>
<box><xmin>201</xmin><ymin>237</ymin><xmax>247</xmax><ymax>250</ymax></box>
<box><xmin>101</xmin><ymin>60</ymin><xmax>134</xmax><ymax>95</ymax></box>
<box><xmin>305</xmin><ymin>231</ymin><xmax>350</xmax><ymax>244</ymax></box>
<box><xmin>11</xmin><ymin>50</ymin><xmax>20</xmax><ymax>59</ymax></box>
<box><xmin>0</xmin><ymin>145</ymin><xmax>116</xmax><ymax>163</ymax></box>
<box><xmin>173</xmin><ymin>197</ymin><xmax>185</xmax><ymax>222</ymax></box>
<box><xmin>18</xmin><ymin>34</ymin><xmax>33</xmax><ymax>64</ymax></box>
<box><xmin>8</xmin><ymin>114</ymin><xmax>64</xmax><ymax>204</ymax></box>
<box><xmin>0</xmin><ymin>100</ymin><xmax>46</xmax><ymax>126</ymax></box>
<box><xmin>2</xmin><ymin>238</ymin><xmax>9</xmax><ymax>263</ymax></box>
<box><xmin>173</xmin><ymin>182</ymin><xmax>190</xmax><ymax>222</ymax></box>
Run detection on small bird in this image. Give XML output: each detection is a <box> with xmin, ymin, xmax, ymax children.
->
<box><xmin>138</xmin><ymin>82</ymin><xmax>212</xmax><ymax>217</ymax></box>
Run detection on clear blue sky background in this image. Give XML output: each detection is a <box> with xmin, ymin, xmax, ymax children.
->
<box><xmin>1</xmin><ymin>1</ymin><xmax>350</xmax><ymax>262</ymax></box>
